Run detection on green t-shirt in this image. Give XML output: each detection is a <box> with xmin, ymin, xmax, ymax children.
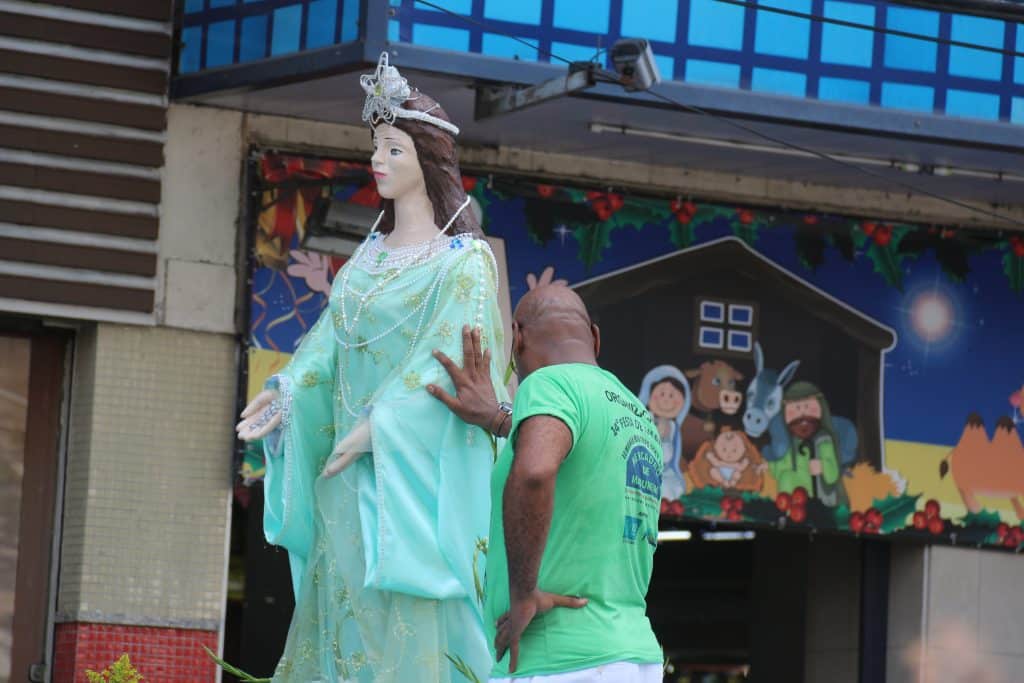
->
<box><xmin>485</xmin><ymin>363</ymin><xmax>664</xmax><ymax>678</ymax></box>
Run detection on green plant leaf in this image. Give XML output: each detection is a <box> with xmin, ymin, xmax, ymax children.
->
<box><xmin>203</xmin><ymin>645</ymin><xmax>271</xmax><ymax>683</ymax></box>
<box><xmin>445</xmin><ymin>653</ymin><xmax>483</xmax><ymax>683</ymax></box>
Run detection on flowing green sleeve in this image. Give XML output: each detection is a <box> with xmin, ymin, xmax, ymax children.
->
<box><xmin>358</xmin><ymin>238</ymin><xmax>508</xmax><ymax>603</ymax></box>
<box><xmin>816</xmin><ymin>435</ymin><xmax>839</xmax><ymax>485</ymax></box>
<box><xmin>262</xmin><ymin>305</ymin><xmax>337</xmax><ymax>599</ymax></box>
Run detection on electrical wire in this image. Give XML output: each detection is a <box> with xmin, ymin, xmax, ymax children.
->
<box><xmin>411</xmin><ymin>0</ymin><xmax>1024</xmax><ymax>228</ymax></box>
<box><xmin>411</xmin><ymin>0</ymin><xmax>573</xmax><ymax>64</ymax></box>
<box><xmin>713</xmin><ymin>0</ymin><xmax>1024</xmax><ymax>59</ymax></box>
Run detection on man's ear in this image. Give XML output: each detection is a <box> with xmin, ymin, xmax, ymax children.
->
<box><xmin>591</xmin><ymin>323</ymin><xmax>601</xmax><ymax>359</ymax></box>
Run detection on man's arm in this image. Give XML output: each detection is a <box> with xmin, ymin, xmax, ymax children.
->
<box><xmin>494</xmin><ymin>414</ymin><xmax>586</xmax><ymax>673</ymax></box>
<box><xmin>504</xmin><ymin>415</ymin><xmax>570</xmax><ymax>600</ymax></box>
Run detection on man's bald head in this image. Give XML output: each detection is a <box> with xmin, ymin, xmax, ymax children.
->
<box><xmin>512</xmin><ymin>285</ymin><xmax>600</xmax><ymax>377</ymax></box>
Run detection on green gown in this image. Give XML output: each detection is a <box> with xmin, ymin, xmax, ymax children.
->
<box><xmin>263</xmin><ymin>232</ymin><xmax>506</xmax><ymax>682</ymax></box>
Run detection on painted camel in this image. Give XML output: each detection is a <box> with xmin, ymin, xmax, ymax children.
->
<box><xmin>940</xmin><ymin>413</ymin><xmax>1024</xmax><ymax>520</ymax></box>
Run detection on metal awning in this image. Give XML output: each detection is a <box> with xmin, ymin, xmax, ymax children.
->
<box><xmin>172</xmin><ymin>0</ymin><xmax>1024</xmax><ymax>212</ymax></box>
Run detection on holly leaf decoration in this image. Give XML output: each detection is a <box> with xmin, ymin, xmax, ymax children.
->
<box><xmin>1003</xmin><ymin>251</ymin><xmax>1024</xmax><ymax>293</ymax></box>
<box><xmin>678</xmin><ymin>486</ymin><xmax>730</xmax><ymax>518</ymax></box>
<box><xmin>573</xmin><ymin>222</ymin><xmax>614</xmax><ymax>270</ymax></box>
<box><xmin>872</xmin><ymin>493</ymin><xmax>920</xmax><ymax>533</ymax></box>
<box><xmin>934</xmin><ymin>239</ymin><xmax>971</xmax><ymax>283</ymax></box>
<box><xmin>609</xmin><ymin>198</ymin><xmax>669</xmax><ymax>231</ymax></box>
<box><xmin>959</xmin><ymin>510</ymin><xmax>1003</xmax><ymax>528</ymax></box>
<box><xmin>795</xmin><ymin>224</ymin><xmax>827</xmax><ymax>271</ymax></box>
<box><xmin>669</xmin><ymin>221</ymin><xmax>696</xmax><ymax>249</ymax></box>
<box><xmin>863</xmin><ymin>226</ymin><xmax>914</xmax><ymax>290</ymax></box>
<box><xmin>730</xmin><ymin>220</ymin><xmax>760</xmax><ymax>246</ymax></box>
<box><xmin>828</xmin><ymin>225</ymin><xmax>856</xmax><ymax>261</ymax></box>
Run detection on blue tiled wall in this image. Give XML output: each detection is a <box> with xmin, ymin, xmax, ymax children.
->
<box><xmin>178</xmin><ymin>0</ymin><xmax>1024</xmax><ymax>125</ymax></box>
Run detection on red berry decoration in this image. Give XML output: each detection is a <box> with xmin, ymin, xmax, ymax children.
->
<box><xmin>789</xmin><ymin>505</ymin><xmax>807</xmax><ymax>524</ymax></box>
<box><xmin>720</xmin><ymin>497</ymin><xmax>733</xmax><ymax>514</ymax></box>
<box><xmin>865</xmin><ymin>507</ymin><xmax>884</xmax><ymax>529</ymax></box>
<box><xmin>775</xmin><ymin>492</ymin><xmax>792</xmax><ymax>512</ymax></box>
<box><xmin>927</xmin><ymin>517</ymin><xmax>945</xmax><ymax>535</ymax></box>
<box><xmin>863</xmin><ymin>521</ymin><xmax>879</xmax><ymax>535</ymax></box>
<box><xmin>536</xmin><ymin>184</ymin><xmax>556</xmax><ymax>198</ymax></box>
<box><xmin>660</xmin><ymin>499</ymin><xmax>670</xmax><ymax>515</ymax></box>
<box><xmin>732</xmin><ymin>498</ymin><xmax>744</xmax><ymax>513</ymax></box>
<box><xmin>737</xmin><ymin>210</ymin><xmax>754</xmax><ymax>225</ymax></box>
<box><xmin>728</xmin><ymin>510</ymin><xmax>743</xmax><ymax>522</ymax></box>
<box><xmin>924</xmin><ymin>499</ymin><xmax>941</xmax><ymax>519</ymax></box>
<box><xmin>461</xmin><ymin>175</ymin><xmax>477</xmax><ymax>192</ymax></box>
<box><xmin>1012</xmin><ymin>236</ymin><xmax>1024</xmax><ymax>258</ymax></box>
<box><xmin>873</xmin><ymin>224</ymin><xmax>893</xmax><ymax>247</ymax></box>
<box><xmin>861</xmin><ymin>221</ymin><xmax>877</xmax><ymax>236</ymax></box>
<box><xmin>996</xmin><ymin>522</ymin><xmax>1009</xmax><ymax>540</ymax></box>
<box><xmin>849</xmin><ymin>512</ymin><xmax>866</xmax><ymax>533</ymax></box>
<box><xmin>802</xmin><ymin>214</ymin><xmax>819</xmax><ymax>225</ymax></box>
<box><xmin>675</xmin><ymin>210</ymin><xmax>694</xmax><ymax>224</ymax></box>
<box><xmin>683</xmin><ymin>201</ymin><xmax>697</xmax><ymax>215</ymax></box>
<box><xmin>791</xmin><ymin>487</ymin><xmax>809</xmax><ymax>506</ymax></box>
<box><xmin>585</xmin><ymin>190</ymin><xmax>604</xmax><ymax>201</ymax></box>
<box><xmin>592</xmin><ymin>198</ymin><xmax>612</xmax><ymax>222</ymax></box>
<box><xmin>675</xmin><ymin>502</ymin><xmax>685</xmax><ymax>517</ymax></box>
<box><xmin>670</xmin><ymin>198</ymin><xmax>684</xmax><ymax>213</ymax></box>
<box><xmin>940</xmin><ymin>228</ymin><xmax>956</xmax><ymax>240</ymax></box>
<box><xmin>607</xmin><ymin>193</ymin><xmax>624</xmax><ymax>212</ymax></box>
<box><xmin>912</xmin><ymin>511</ymin><xmax>927</xmax><ymax>530</ymax></box>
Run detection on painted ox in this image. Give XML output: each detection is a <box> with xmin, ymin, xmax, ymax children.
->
<box><xmin>680</xmin><ymin>360</ymin><xmax>744</xmax><ymax>460</ymax></box>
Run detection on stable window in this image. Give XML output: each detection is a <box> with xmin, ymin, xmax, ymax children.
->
<box><xmin>695</xmin><ymin>298</ymin><xmax>758</xmax><ymax>356</ymax></box>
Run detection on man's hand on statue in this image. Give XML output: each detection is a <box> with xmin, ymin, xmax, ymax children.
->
<box><xmin>321</xmin><ymin>421</ymin><xmax>372</xmax><ymax>479</ymax></box>
<box><xmin>525</xmin><ymin>266</ymin><xmax>568</xmax><ymax>290</ymax></box>
<box><xmin>494</xmin><ymin>590</ymin><xmax>588</xmax><ymax>673</ymax></box>
<box><xmin>236</xmin><ymin>389</ymin><xmax>282</xmax><ymax>441</ymax></box>
<box><xmin>427</xmin><ymin>325</ymin><xmax>498</xmax><ymax>431</ymax></box>
<box><xmin>809</xmin><ymin>459</ymin><xmax>823</xmax><ymax>476</ymax></box>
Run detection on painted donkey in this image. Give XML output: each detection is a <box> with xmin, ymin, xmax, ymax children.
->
<box><xmin>743</xmin><ymin>342</ymin><xmax>859</xmax><ymax>466</ymax></box>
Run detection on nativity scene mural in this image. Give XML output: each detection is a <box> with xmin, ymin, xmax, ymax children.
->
<box><xmin>241</xmin><ymin>151</ymin><xmax>1024</xmax><ymax>551</ymax></box>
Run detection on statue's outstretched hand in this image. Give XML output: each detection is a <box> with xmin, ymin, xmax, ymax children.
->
<box><xmin>236</xmin><ymin>389</ymin><xmax>281</xmax><ymax>441</ymax></box>
<box><xmin>322</xmin><ymin>421</ymin><xmax>372</xmax><ymax>478</ymax></box>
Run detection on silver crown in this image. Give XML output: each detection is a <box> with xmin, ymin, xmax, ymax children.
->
<box><xmin>360</xmin><ymin>52</ymin><xmax>460</xmax><ymax>136</ymax></box>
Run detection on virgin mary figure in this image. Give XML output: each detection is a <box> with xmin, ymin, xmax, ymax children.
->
<box><xmin>237</xmin><ymin>53</ymin><xmax>508</xmax><ymax>682</ymax></box>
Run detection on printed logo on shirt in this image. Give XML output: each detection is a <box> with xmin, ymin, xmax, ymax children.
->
<box><xmin>624</xmin><ymin>443</ymin><xmax>662</xmax><ymax>499</ymax></box>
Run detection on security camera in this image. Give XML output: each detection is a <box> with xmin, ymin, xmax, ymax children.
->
<box><xmin>610</xmin><ymin>39</ymin><xmax>661</xmax><ymax>92</ymax></box>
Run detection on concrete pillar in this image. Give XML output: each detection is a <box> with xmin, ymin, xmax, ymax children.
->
<box><xmin>887</xmin><ymin>545</ymin><xmax>1024</xmax><ymax>683</ymax></box>
<box><xmin>53</xmin><ymin>324</ymin><xmax>236</xmax><ymax>682</ymax></box>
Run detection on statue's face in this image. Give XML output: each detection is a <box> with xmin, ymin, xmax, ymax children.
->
<box><xmin>370</xmin><ymin>124</ymin><xmax>425</xmax><ymax>200</ymax></box>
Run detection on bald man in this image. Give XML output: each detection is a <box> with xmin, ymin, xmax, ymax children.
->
<box><xmin>427</xmin><ymin>286</ymin><xmax>663</xmax><ymax>683</ymax></box>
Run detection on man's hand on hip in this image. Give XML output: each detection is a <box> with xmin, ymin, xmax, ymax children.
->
<box><xmin>427</xmin><ymin>325</ymin><xmax>500</xmax><ymax>431</ymax></box>
<box><xmin>494</xmin><ymin>590</ymin><xmax>588</xmax><ymax>674</ymax></box>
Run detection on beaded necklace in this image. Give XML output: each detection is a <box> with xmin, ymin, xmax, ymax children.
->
<box><xmin>333</xmin><ymin>198</ymin><xmax>474</xmax><ymax>418</ymax></box>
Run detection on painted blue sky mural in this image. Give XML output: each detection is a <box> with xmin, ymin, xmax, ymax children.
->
<box><xmin>481</xmin><ymin>203</ymin><xmax>1023</xmax><ymax>448</ymax></box>
<box><xmin>248</xmin><ymin>160</ymin><xmax>1024</xmax><ymax>450</ymax></box>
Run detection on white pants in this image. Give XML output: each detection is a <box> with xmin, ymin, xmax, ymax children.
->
<box><xmin>489</xmin><ymin>661</ymin><xmax>662</xmax><ymax>682</ymax></box>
